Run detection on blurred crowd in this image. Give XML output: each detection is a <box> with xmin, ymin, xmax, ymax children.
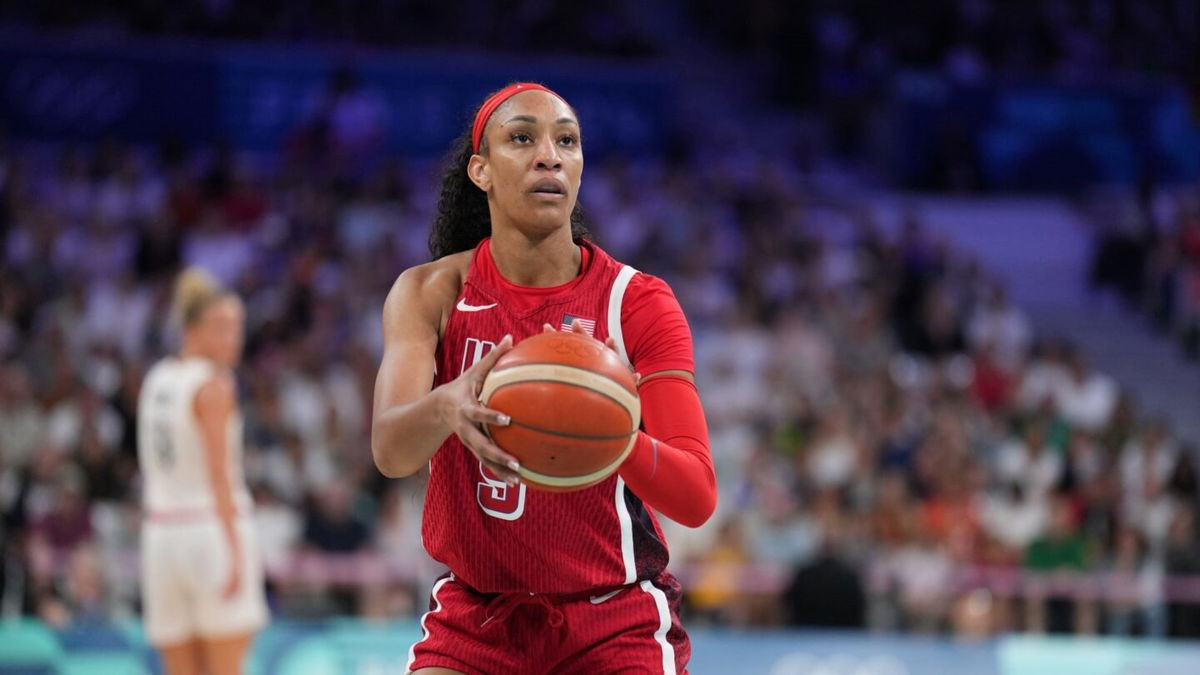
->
<box><xmin>0</xmin><ymin>0</ymin><xmax>658</xmax><ymax>56</ymax></box>
<box><xmin>1088</xmin><ymin>181</ymin><xmax>1200</xmax><ymax>360</ymax></box>
<box><xmin>689</xmin><ymin>0</ymin><xmax>1200</xmax><ymax>192</ymax></box>
<box><xmin>677</xmin><ymin>203</ymin><xmax>1200</xmax><ymax>638</ymax></box>
<box><xmin>2</xmin><ymin>125</ymin><xmax>1200</xmax><ymax>642</ymax></box>
<box><xmin>12</xmin><ymin>0</ymin><xmax>1197</xmax><ymax>81</ymax></box>
<box><xmin>697</xmin><ymin>0</ymin><xmax>1200</xmax><ymax>95</ymax></box>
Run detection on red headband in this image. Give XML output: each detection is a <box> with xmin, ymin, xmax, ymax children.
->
<box><xmin>471</xmin><ymin>82</ymin><xmax>564</xmax><ymax>153</ymax></box>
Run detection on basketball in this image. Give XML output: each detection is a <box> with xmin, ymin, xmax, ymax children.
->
<box><xmin>480</xmin><ymin>331</ymin><xmax>641</xmax><ymax>491</ymax></box>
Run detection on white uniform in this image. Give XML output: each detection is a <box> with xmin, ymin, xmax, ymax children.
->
<box><xmin>138</xmin><ymin>356</ymin><xmax>267</xmax><ymax>646</ymax></box>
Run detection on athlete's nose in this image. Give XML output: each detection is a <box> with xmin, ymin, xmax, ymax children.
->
<box><xmin>534</xmin><ymin>135</ymin><xmax>562</xmax><ymax>171</ymax></box>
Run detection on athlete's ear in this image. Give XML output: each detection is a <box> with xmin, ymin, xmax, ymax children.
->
<box><xmin>467</xmin><ymin>153</ymin><xmax>491</xmax><ymax>193</ymax></box>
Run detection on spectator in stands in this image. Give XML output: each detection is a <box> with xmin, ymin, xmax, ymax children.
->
<box><xmin>371</xmin><ymin>482</ymin><xmax>426</xmax><ymax>594</ymax></box>
<box><xmin>803</xmin><ymin>401</ymin><xmax>861</xmax><ymax>492</ymax></box>
<box><xmin>27</xmin><ymin>467</ymin><xmax>93</xmax><ymax>564</ymax></box>
<box><xmin>251</xmin><ymin>482</ymin><xmax>301</xmax><ymax>579</ymax></box>
<box><xmin>1165</xmin><ymin>508</ymin><xmax>1200</xmax><ymax>638</ymax></box>
<box><xmin>1091</xmin><ymin>197</ymin><xmax>1200</xmax><ymax>362</ymax></box>
<box><xmin>921</xmin><ymin>455</ymin><xmax>985</xmax><ymax>564</ymax></box>
<box><xmin>1015</xmin><ymin>339</ymin><xmax>1069</xmax><ymax>414</ymax></box>
<box><xmin>1104</xmin><ymin>526</ymin><xmax>1164</xmax><ymax>637</ymax></box>
<box><xmin>300</xmin><ymin>478</ymin><xmax>369</xmax><ymax>615</ymax></box>
<box><xmin>1120</xmin><ymin>418</ymin><xmax>1180</xmax><ymax>519</ymax></box>
<box><xmin>969</xmin><ymin>343</ymin><xmax>1015</xmax><ymax>413</ymax></box>
<box><xmin>744</xmin><ymin>488</ymin><xmax>820</xmax><ymax>573</ymax></box>
<box><xmin>968</xmin><ymin>284</ymin><xmax>1032</xmax><ymax>372</ymax></box>
<box><xmin>783</xmin><ymin>526</ymin><xmax>866</xmax><ymax>629</ymax></box>
<box><xmin>35</xmin><ymin>544</ymin><xmax>113</xmax><ymax>629</ymax></box>
<box><xmin>994</xmin><ymin>418</ymin><xmax>1063</xmax><ymax>500</ymax></box>
<box><xmin>1025</xmin><ymin>495</ymin><xmax>1094</xmax><ymax>634</ymax></box>
<box><xmin>1060</xmin><ymin>429</ymin><xmax>1118</xmax><ymax>543</ymax></box>
<box><xmin>908</xmin><ymin>283</ymin><xmax>967</xmax><ymax>358</ymax></box>
<box><xmin>314</xmin><ymin>68</ymin><xmax>388</xmax><ymax>176</ymax></box>
<box><xmin>883</xmin><ymin>516</ymin><xmax>953</xmax><ymax>633</ymax></box>
<box><xmin>981</xmin><ymin>482</ymin><xmax>1049</xmax><ymax>564</ymax></box>
<box><xmin>869</xmin><ymin>471</ymin><xmax>918</xmax><ymax>553</ymax></box>
<box><xmin>302</xmin><ymin>479</ymin><xmax>368</xmax><ymax>555</ymax></box>
<box><xmin>0</xmin><ymin>362</ymin><xmax>42</xmax><ymax>468</ymax></box>
<box><xmin>1168</xmin><ymin>447</ymin><xmax>1198</xmax><ymax>504</ymax></box>
<box><xmin>1052</xmin><ymin>347</ymin><xmax>1118</xmax><ymax>433</ymax></box>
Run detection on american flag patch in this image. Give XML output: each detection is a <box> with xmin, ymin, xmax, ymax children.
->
<box><xmin>561</xmin><ymin>313</ymin><xmax>596</xmax><ymax>335</ymax></box>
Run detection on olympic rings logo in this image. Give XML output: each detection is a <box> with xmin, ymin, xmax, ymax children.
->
<box><xmin>7</xmin><ymin>58</ymin><xmax>139</xmax><ymax>130</ymax></box>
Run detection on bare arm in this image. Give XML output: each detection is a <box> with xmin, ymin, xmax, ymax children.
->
<box><xmin>194</xmin><ymin>372</ymin><xmax>242</xmax><ymax>597</ymax></box>
<box><xmin>370</xmin><ymin>265</ymin><xmax>520</xmax><ymax>482</ymax></box>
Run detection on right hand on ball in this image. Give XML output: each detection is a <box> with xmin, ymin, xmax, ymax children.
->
<box><xmin>438</xmin><ymin>333</ymin><xmax>522</xmax><ymax>484</ymax></box>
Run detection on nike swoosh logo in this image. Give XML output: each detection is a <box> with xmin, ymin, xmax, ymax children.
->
<box><xmin>456</xmin><ymin>299</ymin><xmax>498</xmax><ymax>312</ymax></box>
<box><xmin>589</xmin><ymin>589</ymin><xmax>622</xmax><ymax>605</ymax></box>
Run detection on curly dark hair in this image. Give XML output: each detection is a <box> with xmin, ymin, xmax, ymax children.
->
<box><xmin>428</xmin><ymin>97</ymin><xmax>588</xmax><ymax>260</ymax></box>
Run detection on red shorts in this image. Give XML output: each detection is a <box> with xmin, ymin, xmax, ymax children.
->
<box><xmin>406</xmin><ymin>572</ymin><xmax>690</xmax><ymax>674</ymax></box>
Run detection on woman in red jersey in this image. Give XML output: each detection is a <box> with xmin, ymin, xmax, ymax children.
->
<box><xmin>371</xmin><ymin>82</ymin><xmax>716</xmax><ymax>675</ymax></box>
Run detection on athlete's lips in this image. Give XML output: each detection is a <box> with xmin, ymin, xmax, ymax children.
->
<box><xmin>528</xmin><ymin>178</ymin><xmax>566</xmax><ymax>196</ymax></box>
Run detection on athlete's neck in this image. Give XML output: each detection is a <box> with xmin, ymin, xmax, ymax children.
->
<box><xmin>179</xmin><ymin>342</ymin><xmax>216</xmax><ymax>366</ymax></box>
<box><xmin>488</xmin><ymin>226</ymin><xmax>581</xmax><ymax>287</ymax></box>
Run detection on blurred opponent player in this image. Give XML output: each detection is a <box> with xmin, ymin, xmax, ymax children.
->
<box><xmin>138</xmin><ymin>268</ymin><xmax>267</xmax><ymax>675</ymax></box>
<box><xmin>372</xmin><ymin>82</ymin><xmax>717</xmax><ymax>674</ymax></box>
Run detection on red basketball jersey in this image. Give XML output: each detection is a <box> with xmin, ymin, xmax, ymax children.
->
<box><xmin>422</xmin><ymin>238</ymin><xmax>669</xmax><ymax>594</ymax></box>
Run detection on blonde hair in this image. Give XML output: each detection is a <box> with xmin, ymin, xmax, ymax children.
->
<box><xmin>172</xmin><ymin>267</ymin><xmax>227</xmax><ymax>327</ymax></box>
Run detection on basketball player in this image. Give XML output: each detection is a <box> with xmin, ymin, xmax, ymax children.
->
<box><xmin>372</xmin><ymin>82</ymin><xmax>717</xmax><ymax>674</ymax></box>
<box><xmin>138</xmin><ymin>268</ymin><xmax>267</xmax><ymax>675</ymax></box>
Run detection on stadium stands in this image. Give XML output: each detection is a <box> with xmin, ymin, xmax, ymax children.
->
<box><xmin>1</xmin><ymin>2</ymin><xmax>1198</xmax><ymax>664</ymax></box>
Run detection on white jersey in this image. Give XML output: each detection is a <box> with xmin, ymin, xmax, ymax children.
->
<box><xmin>138</xmin><ymin>357</ymin><xmax>252</xmax><ymax>515</ymax></box>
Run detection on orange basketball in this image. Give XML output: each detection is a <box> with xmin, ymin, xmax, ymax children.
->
<box><xmin>481</xmin><ymin>331</ymin><xmax>640</xmax><ymax>492</ymax></box>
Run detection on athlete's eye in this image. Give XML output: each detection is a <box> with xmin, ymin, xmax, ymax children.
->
<box><xmin>511</xmin><ymin>132</ymin><xmax>533</xmax><ymax>144</ymax></box>
<box><xmin>558</xmin><ymin>134</ymin><xmax>579</xmax><ymax>147</ymax></box>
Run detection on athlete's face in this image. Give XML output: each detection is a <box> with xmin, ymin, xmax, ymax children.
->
<box><xmin>468</xmin><ymin>90</ymin><xmax>582</xmax><ymax>235</ymax></box>
<box><xmin>190</xmin><ymin>297</ymin><xmax>245</xmax><ymax>368</ymax></box>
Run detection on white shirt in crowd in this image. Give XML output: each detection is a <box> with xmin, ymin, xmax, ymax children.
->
<box><xmin>252</xmin><ymin>498</ymin><xmax>301</xmax><ymax>574</ymax></box>
<box><xmin>968</xmin><ymin>302</ymin><xmax>1032</xmax><ymax>371</ymax></box>
<box><xmin>1015</xmin><ymin>359</ymin><xmax>1068</xmax><ymax>412</ymax></box>
<box><xmin>1052</xmin><ymin>371</ymin><xmax>1118</xmax><ymax>432</ymax></box>
<box><xmin>981</xmin><ymin>493</ymin><xmax>1049</xmax><ymax>550</ymax></box>
<box><xmin>994</xmin><ymin>439</ymin><xmax>1063</xmax><ymax>497</ymax></box>
<box><xmin>1119</xmin><ymin>438</ymin><xmax>1179</xmax><ymax>503</ymax></box>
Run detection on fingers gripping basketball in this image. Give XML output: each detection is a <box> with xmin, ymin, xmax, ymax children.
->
<box><xmin>480</xmin><ymin>331</ymin><xmax>641</xmax><ymax>491</ymax></box>
<box><xmin>450</xmin><ymin>335</ymin><xmax>522</xmax><ymax>483</ymax></box>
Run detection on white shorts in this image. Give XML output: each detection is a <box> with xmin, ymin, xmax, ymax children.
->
<box><xmin>141</xmin><ymin>516</ymin><xmax>268</xmax><ymax>646</ymax></box>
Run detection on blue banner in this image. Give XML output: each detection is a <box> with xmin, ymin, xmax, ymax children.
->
<box><xmin>0</xmin><ymin>38</ymin><xmax>672</xmax><ymax>158</ymax></box>
<box><xmin>890</xmin><ymin>72</ymin><xmax>1200</xmax><ymax>189</ymax></box>
<box><xmin>0</xmin><ymin>41</ymin><xmax>219</xmax><ymax>144</ymax></box>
